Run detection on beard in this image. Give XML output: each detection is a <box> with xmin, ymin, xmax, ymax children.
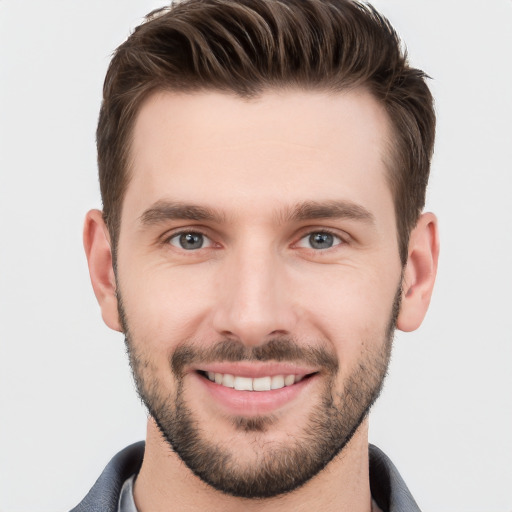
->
<box><xmin>119</xmin><ymin>288</ymin><xmax>400</xmax><ymax>499</ymax></box>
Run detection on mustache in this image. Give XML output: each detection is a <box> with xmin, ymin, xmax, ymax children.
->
<box><xmin>171</xmin><ymin>338</ymin><xmax>339</xmax><ymax>377</ymax></box>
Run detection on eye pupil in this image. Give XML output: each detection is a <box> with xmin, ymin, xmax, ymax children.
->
<box><xmin>309</xmin><ymin>232</ymin><xmax>334</xmax><ymax>249</ymax></box>
<box><xmin>179</xmin><ymin>232</ymin><xmax>203</xmax><ymax>250</ymax></box>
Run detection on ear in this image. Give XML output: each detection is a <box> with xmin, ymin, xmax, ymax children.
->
<box><xmin>83</xmin><ymin>209</ymin><xmax>122</xmax><ymax>332</ymax></box>
<box><xmin>397</xmin><ymin>212</ymin><xmax>440</xmax><ymax>332</ymax></box>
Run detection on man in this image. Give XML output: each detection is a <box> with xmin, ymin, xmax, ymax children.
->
<box><xmin>73</xmin><ymin>0</ymin><xmax>439</xmax><ymax>510</ymax></box>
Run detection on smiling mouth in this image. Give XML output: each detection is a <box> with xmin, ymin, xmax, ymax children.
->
<box><xmin>197</xmin><ymin>371</ymin><xmax>316</xmax><ymax>391</ymax></box>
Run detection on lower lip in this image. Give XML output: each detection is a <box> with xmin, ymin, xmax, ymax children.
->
<box><xmin>193</xmin><ymin>373</ymin><xmax>316</xmax><ymax>416</ymax></box>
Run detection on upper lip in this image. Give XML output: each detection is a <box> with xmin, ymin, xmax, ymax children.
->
<box><xmin>192</xmin><ymin>362</ymin><xmax>319</xmax><ymax>378</ymax></box>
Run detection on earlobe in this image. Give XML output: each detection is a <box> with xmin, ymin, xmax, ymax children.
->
<box><xmin>397</xmin><ymin>212</ymin><xmax>440</xmax><ymax>332</ymax></box>
<box><xmin>83</xmin><ymin>209</ymin><xmax>122</xmax><ymax>332</ymax></box>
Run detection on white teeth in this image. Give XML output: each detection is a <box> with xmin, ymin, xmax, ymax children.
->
<box><xmin>253</xmin><ymin>376</ymin><xmax>271</xmax><ymax>391</ymax></box>
<box><xmin>284</xmin><ymin>375</ymin><xmax>295</xmax><ymax>386</ymax></box>
<box><xmin>222</xmin><ymin>374</ymin><xmax>235</xmax><ymax>388</ymax></box>
<box><xmin>234</xmin><ymin>376</ymin><xmax>253</xmax><ymax>391</ymax></box>
<box><xmin>271</xmin><ymin>375</ymin><xmax>285</xmax><ymax>390</ymax></box>
<box><xmin>205</xmin><ymin>372</ymin><xmax>305</xmax><ymax>391</ymax></box>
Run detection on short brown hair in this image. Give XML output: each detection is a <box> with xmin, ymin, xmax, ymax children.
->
<box><xmin>97</xmin><ymin>0</ymin><xmax>435</xmax><ymax>264</ymax></box>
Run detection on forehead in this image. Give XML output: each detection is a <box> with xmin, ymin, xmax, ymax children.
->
<box><xmin>125</xmin><ymin>89</ymin><xmax>394</xmax><ymax>223</ymax></box>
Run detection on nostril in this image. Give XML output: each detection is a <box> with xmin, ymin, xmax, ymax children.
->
<box><xmin>269</xmin><ymin>329</ymin><xmax>288</xmax><ymax>337</ymax></box>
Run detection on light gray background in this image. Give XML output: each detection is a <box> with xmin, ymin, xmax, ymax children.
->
<box><xmin>1</xmin><ymin>1</ymin><xmax>511</xmax><ymax>511</ymax></box>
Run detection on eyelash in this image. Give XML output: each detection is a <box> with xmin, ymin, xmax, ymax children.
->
<box><xmin>163</xmin><ymin>227</ymin><xmax>347</xmax><ymax>252</ymax></box>
<box><xmin>294</xmin><ymin>228</ymin><xmax>346</xmax><ymax>252</ymax></box>
<box><xmin>164</xmin><ymin>229</ymin><xmax>215</xmax><ymax>250</ymax></box>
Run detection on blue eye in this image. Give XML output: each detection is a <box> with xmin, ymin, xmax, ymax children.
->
<box><xmin>169</xmin><ymin>232</ymin><xmax>213</xmax><ymax>250</ymax></box>
<box><xmin>297</xmin><ymin>231</ymin><xmax>342</xmax><ymax>250</ymax></box>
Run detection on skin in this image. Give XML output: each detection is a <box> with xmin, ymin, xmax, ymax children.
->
<box><xmin>84</xmin><ymin>89</ymin><xmax>439</xmax><ymax>511</ymax></box>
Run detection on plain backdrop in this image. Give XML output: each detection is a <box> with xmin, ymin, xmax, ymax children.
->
<box><xmin>1</xmin><ymin>1</ymin><xmax>511</xmax><ymax>511</ymax></box>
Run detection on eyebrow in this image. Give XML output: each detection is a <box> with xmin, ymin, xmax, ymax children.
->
<box><xmin>139</xmin><ymin>201</ymin><xmax>225</xmax><ymax>225</ymax></box>
<box><xmin>281</xmin><ymin>200</ymin><xmax>375</xmax><ymax>224</ymax></box>
<box><xmin>139</xmin><ymin>199</ymin><xmax>375</xmax><ymax>226</ymax></box>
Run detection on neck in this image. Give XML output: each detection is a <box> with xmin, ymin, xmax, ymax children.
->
<box><xmin>133</xmin><ymin>418</ymin><xmax>373</xmax><ymax>512</ymax></box>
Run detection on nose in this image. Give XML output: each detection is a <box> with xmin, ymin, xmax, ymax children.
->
<box><xmin>212</xmin><ymin>244</ymin><xmax>298</xmax><ymax>347</ymax></box>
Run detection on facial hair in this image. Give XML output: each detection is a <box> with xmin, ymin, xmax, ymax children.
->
<box><xmin>119</xmin><ymin>287</ymin><xmax>400</xmax><ymax>499</ymax></box>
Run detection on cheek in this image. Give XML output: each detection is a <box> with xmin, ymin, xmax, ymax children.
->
<box><xmin>294</xmin><ymin>265</ymin><xmax>399</xmax><ymax>364</ymax></box>
<box><xmin>117</xmin><ymin>259</ymin><xmax>217</xmax><ymax>348</ymax></box>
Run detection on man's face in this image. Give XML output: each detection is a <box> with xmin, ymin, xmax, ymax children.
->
<box><xmin>115</xmin><ymin>90</ymin><xmax>403</xmax><ymax>497</ymax></box>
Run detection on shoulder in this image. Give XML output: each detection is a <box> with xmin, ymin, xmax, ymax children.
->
<box><xmin>70</xmin><ymin>442</ymin><xmax>145</xmax><ymax>512</ymax></box>
<box><xmin>369</xmin><ymin>444</ymin><xmax>422</xmax><ymax>512</ymax></box>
